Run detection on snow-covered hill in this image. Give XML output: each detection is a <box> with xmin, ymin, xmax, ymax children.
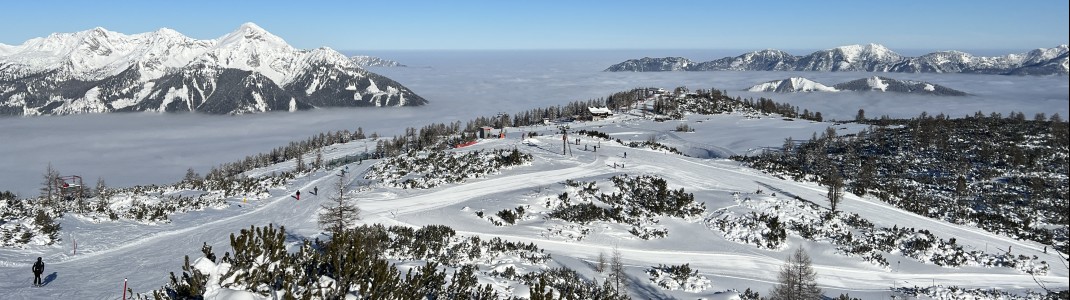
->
<box><xmin>605</xmin><ymin>44</ymin><xmax>1070</xmax><ymax>75</ymax></box>
<box><xmin>0</xmin><ymin>108</ymin><xmax>1064</xmax><ymax>299</ymax></box>
<box><xmin>602</xmin><ymin>56</ymin><xmax>694</xmax><ymax>72</ymax></box>
<box><xmin>0</xmin><ymin>23</ymin><xmax>426</xmax><ymax>116</ymax></box>
<box><xmin>747</xmin><ymin>76</ymin><xmax>968</xmax><ymax>96</ymax></box>
<box><xmin>833</xmin><ymin>76</ymin><xmax>969</xmax><ymax>95</ymax></box>
<box><xmin>746</xmin><ymin>77</ymin><xmax>838</xmax><ymax>92</ymax></box>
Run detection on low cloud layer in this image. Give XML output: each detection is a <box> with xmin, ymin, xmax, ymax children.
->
<box><xmin>2</xmin><ymin>50</ymin><xmax>1064</xmax><ymax>196</ymax></box>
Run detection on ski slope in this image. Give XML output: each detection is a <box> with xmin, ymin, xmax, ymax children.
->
<box><xmin>0</xmin><ymin>112</ymin><xmax>1065</xmax><ymax>299</ymax></box>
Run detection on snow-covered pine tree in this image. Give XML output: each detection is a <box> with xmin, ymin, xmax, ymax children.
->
<box><xmin>33</xmin><ymin>209</ymin><xmax>60</xmax><ymax>244</ymax></box>
<box><xmin>183</xmin><ymin>168</ymin><xmax>202</xmax><ymax>189</ymax></box>
<box><xmin>769</xmin><ymin>247</ymin><xmax>822</xmax><ymax>300</ymax></box>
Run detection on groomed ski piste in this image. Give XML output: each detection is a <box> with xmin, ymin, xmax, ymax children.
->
<box><xmin>1</xmin><ymin>110</ymin><xmax>1066</xmax><ymax>299</ymax></box>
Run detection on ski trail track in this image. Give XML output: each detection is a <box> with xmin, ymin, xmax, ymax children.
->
<box><xmin>0</xmin><ymin>164</ymin><xmax>368</xmax><ymax>299</ymax></box>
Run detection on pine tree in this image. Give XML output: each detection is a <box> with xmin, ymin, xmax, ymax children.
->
<box><xmin>318</xmin><ymin>171</ymin><xmax>361</xmax><ymax>233</ymax></box>
<box><xmin>769</xmin><ymin>248</ymin><xmax>822</xmax><ymax>300</ymax></box>
<box><xmin>183</xmin><ymin>168</ymin><xmax>201</xmax><ymax>188</ymax></box>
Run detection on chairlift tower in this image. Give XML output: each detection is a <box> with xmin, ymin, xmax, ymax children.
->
<box><xmin>54</xmin><ymin>175</ymin><xmax>85</xmax><ymax>202</ymax></box>
<box><xmin>558</xmin><ymin>125</ymin><xmax>572</xmax><ymax>156</ymax></box>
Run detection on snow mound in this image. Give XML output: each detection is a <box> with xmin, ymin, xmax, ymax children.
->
<box><xmin>647</xmin><ymin>264</ymin><xmax>712</xmax><ymax>292</ymax></box>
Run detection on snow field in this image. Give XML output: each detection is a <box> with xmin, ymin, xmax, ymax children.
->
<box><xmin>0</xmin><ymin>112</ymin><xmax>1065</xmax><ymax>299</ymax></box>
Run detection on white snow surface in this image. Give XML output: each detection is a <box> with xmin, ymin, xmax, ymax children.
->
<box><xmin>866</xmin><ymin>76</ymin><xmax>889</xmax><ymax>91</ymax></box>
<box><xmin>0</xmin><ymin>111</ymin><xmax>1065</xmax><ymax>299</ymax></box>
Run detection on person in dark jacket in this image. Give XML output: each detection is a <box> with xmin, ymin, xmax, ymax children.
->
<box><xmin>32</xmin><ymin>257</ymin><xmax>44</xmax><ymax>287</ymax></box>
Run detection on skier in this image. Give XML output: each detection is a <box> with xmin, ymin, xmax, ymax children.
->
<box><xmin>623</xmin><ymin>152</ymin><xmax>627</xmax><ymax>158</ymax></box>
<box><xmin>32</xmin><ymin>257</ymin><xmax>44</xmax><ymax>287</ymax></box>
<box><xmin>296</xmin><ymin>190</ymin><xmax>301</xmax><ymax>201</ymax></box>
<box><xmin>313</xmin><ymin>186</ymin><xmax>318</xmax><ymax>196</ymax></box>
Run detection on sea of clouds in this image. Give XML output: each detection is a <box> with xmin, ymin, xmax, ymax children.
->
<box><xmin>1</xmin><ymin>49</ymin><xmax>1065</xmax><ymax>196</ymax></box>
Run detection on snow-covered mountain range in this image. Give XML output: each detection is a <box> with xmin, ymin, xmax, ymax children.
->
<box><xmin>747</xmin><ymin>76</ymin><xmax>968</xmax><ymax>96</ymax></box>
<box><xmin>606</xmin><ymin>44</ymin><xmax>1070</xmax><ymax>75</ymax></box>
<box><xmin>349</xmin><ymin>55</ymin><xmax>405</xmax><ymax>67</ymax></box>
<box><xmin>0</xmin><ymin>23</ymin><xmax>426</xmax><ymax>116</ymax></box>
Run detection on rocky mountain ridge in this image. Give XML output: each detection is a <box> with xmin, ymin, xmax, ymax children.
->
<box><xmin>606</xmin><ymin>44</ymin><xmax>1069</xmax><ymax>75</ymax></box>
<box><xmin>746</xmin><ymin>76</ymin><xmax>968</xmax><ymax>96</ymax></box>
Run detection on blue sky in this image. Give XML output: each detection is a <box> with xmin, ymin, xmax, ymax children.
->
<box><xmin>1</xmin><ymin>0</ymin><xmax>1066</xmax><ymax>52</ymax></box>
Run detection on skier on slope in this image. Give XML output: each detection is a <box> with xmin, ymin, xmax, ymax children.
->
<box><xmin>32</xmin><ymin>257</ymin><xmax>44</xmax><ymax>287</ymax></box>
<box><xmin>296</xmin><ymin>190</ymin><xmax>301</xmax><ymax>201</ymax></box>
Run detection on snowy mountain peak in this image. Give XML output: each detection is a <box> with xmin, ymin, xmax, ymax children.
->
<box><xmin>88</xmin><ymin>26</ymin><xmax>111</xmax><ymax>37</ymax></box>
<box><xmin>829</xmin><ymin>43</ymin><xmax>901</xmax><ymax>62</ymax></box>
<box><xmin>216</xmin><ymin>22</ymin><xmax>289</xmax><ymax>49</ymax></box>
<box><xmin>152</xmin><ymin>27</ymin><xmax>184</xmax><ymax>38</ymax></box>
<box><xmin>301</xmin><ymin>47</ymin><xmax>357</xmax><ymax>67</ymax></box>
<box><xmin>239</xmin><ymin>22</ymin><xmax>266</xmax><ymax>32</ymax></box>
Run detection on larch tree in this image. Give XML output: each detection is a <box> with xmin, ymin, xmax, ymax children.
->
<box><xmin>610</xmin><ymin>246</ymin><xmax>625</xmax><ymax>293</ymax></box>
<box><xmin>295</xmin><ymin>152</ymin><xmax>306</xmax><ymax>172</ymax></box>
<box><xmin>769</xmin><ymin>248</ymin><xmax>822</xmax><ymax>300</ymax></box>
<box><xmin>318</xmin><ymin>170</ymin><xmax>361</xmax><ymax>234</ymax></box>
<box><xmin>596</xmin><ymin>251</ymin><xmax>607</xmax><ymax>273</ymax></box>
<box><xmin>40</xmin><ymin>162</ymin><xmax>60</xmax><ymax>207</ymax></box>
<box><xmin>314</xmin><ymin>149</ymin><xmax>324</xmax><ymax>169</ymax></box>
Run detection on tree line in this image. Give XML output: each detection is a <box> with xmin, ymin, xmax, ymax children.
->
<box><xmin>738</xmin><ymin>111</ymin><xmax>1069</xmax><ymax>253</ymax></box>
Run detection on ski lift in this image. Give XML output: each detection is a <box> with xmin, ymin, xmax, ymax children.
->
<box><xmin>54</xmin><ymin>175</ymin><xmax>85</xmax><ymax>201</ymax></box>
